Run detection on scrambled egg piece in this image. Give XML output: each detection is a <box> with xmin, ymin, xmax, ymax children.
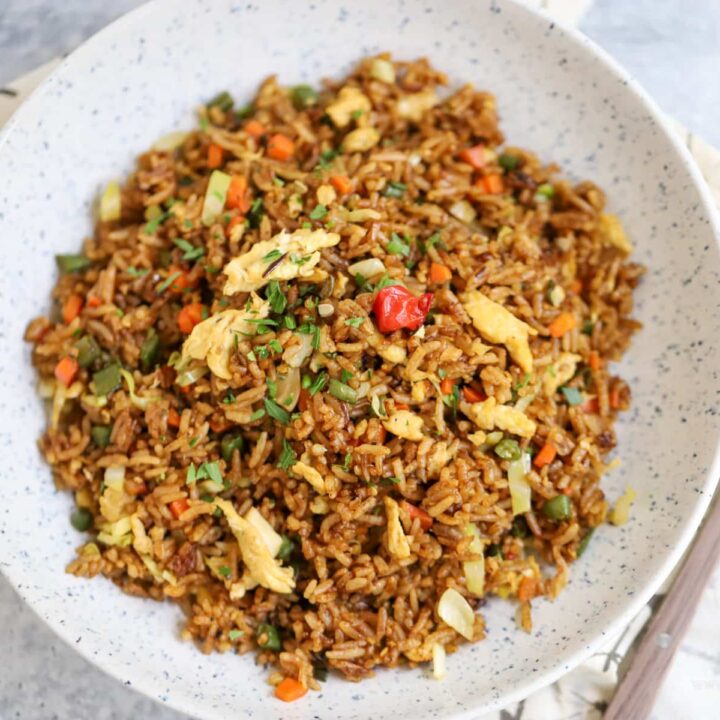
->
<box><xmin>215</xmin><ymin>499</ymin><xmax>294</xmax><ymax>594</ymax></box>
<box><xmin>343</xmin><ymin>126</ymin><xmax>381</xmax><ymax>153</ymax></box>
<box><xmin>599</xmin><ymin>213</ymin><xmax>633</xmax><ymax>255</ymax></box>
<box><xmin>427</xmin><ymin>441</ymin><xmax>449</xmax><ymax>478</ymax></box>
<box><xmin>383</xmin><ymin>409</ymin><xmax>425</xmax><ymax>441</ymax></box>
<box><xmin>181</xmin><ymin>294</ymin><xmax>269</xmax><ymax>379</ymax></box>
<box><xmin>223</xmin><ymin>228</ymin><xmax>340</xmax><ymax>295</ymax></box>
<box><xmin>610</xmin><ymin>486</ymin><xmax>637</xmax><ymax>526</ymax></box>
<box><xmin>462</xmin><ymin>290</ymin><xmax>537</xmax><ymax>373</ymax></box>
<box><xmin>130</xmin><ymin>514</ymin><xmax>152</xmax><ymax>555</ymax></box>
<box><xmin>542</xmin><ymin>352</ymin><xmax>581</xmax><ymax>396</ymax></box>
<box><xmin>384</xmin><ymin>497</ymin><xmax>411</xmax><ymax>559</ymax></box>
<box><xmin>292</xmin><ymin>459</ymin><xmax>327</xmax><ymax>494</ymax></box>
<box><xmin>397</xmin><ymin>89</ymin><xmax>438</xmax><ymax>122</ymax></box>
<box><xmin>326</xmin><ymin>86</ymin><xmax>372</xmax><ymax>128</ymax></box>
<box><xmin>461</xmin><ymin>397</ymin><xmax>536</xmax><ymax>439</ymax></box>
<box><xmin>367</xmin><ymin>331</ymin><xmax>407</xmax><ymax>364</ymax></box>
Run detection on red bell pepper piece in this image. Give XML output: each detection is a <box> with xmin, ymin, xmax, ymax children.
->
<box><xmin>372</xmin><ymin>285</ymin><xmax>433</xmax><ymax>333</ymax></box>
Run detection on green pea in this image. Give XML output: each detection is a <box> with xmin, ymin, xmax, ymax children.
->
<box><xmin>498</xmin><ymin>153</ymin><xmax>520</xmax><ymax>171</ymax></box>
<box><xmin>291</xmin><ymin>84</ymin><xmax>319</xmax><ymax>109</ymax></box>
<box><xmin>494</xmin><ymin>438</ymin><xmax>521</xmax><ymax>461</ymax></box>
<box><xmin>56</xmin><ymin>254</ymin><xmax>91</xmax><ymax>273</ymax></box>
<box><xmin>91</xmin><ymin>425</ymin><xmax>112</xmax><ymax>448</ymax></box>
<box><xmin>139</xmin><ymin>328</ymin><xmax>160</xmax><ymax>372</ymax></box>
<box><xmin>70</xmin><ymin>507</ymin><xmax>93</xmax><ymax>532</ymax></box>
<box><xmin>75</xmin><ymin>335</ymin><xmax>101</xmax><ymax>369</ymax></box>
<box><xmin>542</xmin><ymin>495</ymin><xmax>573</xmax><ymax>521</ymax></box>
<box><xmin>93</xmin><ymin>363</ymin><xmax>122</xmax><ymax>396</ymax></box>
<box><xmin>221</xmin><ymin>434</ymin><xmax>244</xmax><ymax>464</ymax></box>
<box><xmin>256</xmin><ymin>623</ymin><xmax>281</xmax><ymax>651</ymax></box>
<box><xmin>277</xmin><ymin>535</ymin><xmax>295</xmax><ymax>561</ymax></box>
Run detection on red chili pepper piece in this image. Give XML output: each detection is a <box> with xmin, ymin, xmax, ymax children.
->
<box><xmin>372</xmin><ymin>285</ymin><xmax>433</xmax><ymax>333</ymax></box>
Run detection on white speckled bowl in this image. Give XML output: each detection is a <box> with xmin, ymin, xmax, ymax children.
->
<box><xmin>1</xmin><ymin>1</ymin><xmax>719</xmax><ymax>718</ymax></box>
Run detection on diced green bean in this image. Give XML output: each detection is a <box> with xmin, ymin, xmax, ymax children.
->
<box><xmin>93</xmin><ymin>363</ymin><xmax>122</xmax><ymax>396</ymax></box>
<box><xmin>91</xmin><ymin>425</ymin><xmax>112</xmax><ymax>448</ymax></box>
<box><xmin>221</xmin><ymin>434</ymin><xmax>244</xmax><ymax>464</ymax></box>
<box><xmin>56</xmin><ymin>254</ymin><xmax>91</xmax><ymax>273</ymax></box>
<box><xmin>75</xmin><ymin>335</ymin><xmax>101</xmax><ymax>369</ymax></box>
<box><xmin>494</xmin><ymin>437</ymin><xmax>522</xmax><ymax>461</ymax></box>
<box><xmin>256</xmin><ymin>623</ymin><xmax>281</xmax><ymax>651</ymax></box>
<box><xmin>328</xmin><ymin>379</ymin><xmax>357</xmax><ymax>404</ymax></box>
<box><xmin>542</xmin><ymin>494</ymin><xmax>573</xmax><ymax>521</ymax></box>
<box><xmin>577</xmin><ymin>528</ymin><xmax>595</xmax><ymax>557</ymax></box>
<box><xmin>139</xmin><ymin>328</ymin><xmax>160</xmax><ymax>372</ymax></box>
<box><xmin>70</xmin><ymin>507</ymin><xmax>93</xmax><ymax>532</ymax></box>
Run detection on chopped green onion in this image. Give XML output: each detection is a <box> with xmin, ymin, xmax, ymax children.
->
<box><xmin>173</xmin><ymin>238</ymin><xmax>205</xmax><ymax>262</ymax></box>
<box><xmin>498</xmin><ymin>153</ymin><xmax>520</xmax><ymax>171</ymax></box>
<box><xmin>577</xmin><ymin>528</ymin><xmax>595</xmax><ymax>557</ymax></box>
<box><xmin>309</xmin><ymin>204</ymin><xmax>328</xmax><ymax>220</ymax></box>
<box><xmin>126</xmin><ymin>266</ymin><xmax>149</xmax><ymax>278</ymax></box>
<box><xmin>201</xmin><ymin>170</ymin><xmax>232</xmax><ymax>226</ymax></box>
<box><xmin>93</xmin><ymin>363</ymin><xmax>122</xmax><ymax>396</ymax></box>
<box><xmin>561</xmin><ymin>386</ymin><xmax>583</xmax><ymax>406</ymax></box>
<box><xmin>247</xmin><ymin>198</ymin><xmax>264</xmax><ymax>229</ymax></box>
<box><xmin>291</xmin><ymin>84</ymin><xmax>318</xmax><ymax>109</ymax></box>
<box><xmin>382</xmin><ymin>181</ymin><xmax>407</xmax><ymax>199</ymax></box>
<box><xmin>256</xmin><ymin>623</ymin><xmax>281</xmax><ymax>651</ymax></box>
<box><xmin>268</xmin><ymin>339</ymin><xmax>283</xmax><ymax>354</ymax></box>
<box><xmin>56</xmin><ymin>254</ymin><xmax>91</xmax><ymax>274</ymax></box>
<box><xmin>91</xmin><ymin>425</ymin><xmax>112</xmax><ymax>448</ymax></box>
<box><xmin>582</xmin><ymin>320</ymin><xmax>595</xmax><ymax>336</ymax></box>
<box><xmin>264</xmin><ymin>397</ymin><xmax>290</xmax><ymax>425</ymax></box>
<box><xmin>283</xmin><ymin>315</ymin><xmax>296</xmax><ymax>330</ymax></box>
<box><xmin>342</xmin><ymin>451</ymin><xmax>353</xmax><ymax>471</ymax></box>
<box><xmin>340</xmin><ymin>369</ymin><xmax>354</xmax><ymax>383</ymax></box>
<box><xmin>542</xmin><ymin>495</ymin><xmax>572</xmax><ymax>521</ymax></box>
<box><xmin>344</xmin><ymin>317</ymin><xmax>365</xmax><ymax>328</ymax></box>
<box><xmin>308</xmin><ymin>372</ymin><xmax>327</xmax><ymax>396</ymax></box>
<box><xmin>386</xmin><ymin>232</ymin><xmax>411</xmax><ymax>257</ymax></box>
<box><xmin>375</xmin><ymin>273</ymin><xmax>399</xmax><ymax>290</ymax></box>
<box><xmin>221</xmin><ymin>434</ymin><xmax>244</xmax><ymax>464</ymax></box>
<box><xmin>249</xmin><ymin>408</ymin><xmax>266</xmax><ymax>422</ymax></box>
<box><xmin>75</xmin><ymin>335</ymin><xmax>101</xmax><ymax>369</ymax></box>
<box><xmin>535</xmin><ymin>183</ymin><xmax>554</xmax><ymax>199</ymax></box>
<box><xmin>139</xmin><ymin>328</ymin><xmax>160</xmax><ymax>372</ymax></box>
<box><xmin>328</xmin><ymin>378</ymin><xmax>358</xmax><ymax>404</ymax></box>
<box><xmin>156</xmin><ymin>271</ymin><xmax>181</xmax><ymax>294</ymax></box>
<box><xmin>507</xmin><ymin>452</ymin><xmax>532</xmax><ymax>515</ymax></box>
<box><xmin>277</xmin><ymin>439</ymin><xmax>296</xmax><ymax>470</ymax></box>
<box><xmin>494</xmin><ymin>437</ymin><xmax>522</xmax><ymax>461</ymax></box>
<box><xmin>317</xmin><ymin>149</ymin><xmax>338</xmax><ymax>169</ymax></box>
<box><xmin>218</xmin><ymin>565</ymin><xmax>231</xmax><ymax>577</ymax></box>
<box><xmin>144</xmin><ymin>209</ymin><xmax>172</xmax><ymax>235</ymax></box>
<box><xmin>228</xmin><ymin>629</ymin><xmax>244</xmax><ymax>641</ymax></box>
<box><xmin>277</xmin><ymin>535</ymin><xmax>295</xmax><ymax>560</ymax></box>
<box><xmin>70</xmin><ymin>507</ymin><xmax>93</xmax><ymax>532</ymax></box>
<box><xmin>266</xmin><ymin>280</ymin><xmax>287</xmax><ymax>313</ymax></box>
<box><xmin>266</xmin><ymin>378</ymin><xmax>277</xmax><ymax>399</ymax></box>
<box><xmin>207</xmin><ymin>90</ymin><xmax>234</xmax><ymax>112</ymax></box>
<box><xmin>263</xmin><ymin>249</ymin><xmax>283</xmax><ymax>263</ymax></box>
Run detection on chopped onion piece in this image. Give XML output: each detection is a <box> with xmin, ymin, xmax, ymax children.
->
<box><xmin>100</xmin><ymin>181</ymin><xmax>122</xmax><ymax>222</ymax></box>
<box><xmin>38</xmin><ymin>378</ymin><xmax>55</xmax><ymax>399</ymax></box>
<box><xmin>275</xmin><ymin>367</ymin><xmax>300</xmax><ymax>411</ymax></box>
<box><xmin>610</xmin><ymin>485</ymin><xmax>637</xmax><ymax>526</ymax></box>
<box><xmin>449</xmin><ymin>200</ymin><xmax>476</xmax><ymax>225</ymax></box>
<box><xmin>103</xmin><ymin>466</ymin><xmax>126</xmax><ymax>490</ymax></box>
<box><xmin>152</xmin><ymin>131</ymin><xmax>189</xmax><ymax>152</ymax></box>
<box><xmin>514</xmin><ymin>391</ymin><xmax>536</xmax><ymax>414</ymax></box>
<box><xmin>120</xmin><ymin>368</ymin><xmax>157</xmax><ymax>410</ymax></box>
<box><xmin>176</xmin><ymin>364</ymin><xmax>210</xmax><ymax>387</ymax></box>
<box><xmin>437</xmin><ymin>587</ymin><xmax>475</xmax><ymax>640</ymax></box>
<box><xmin>508</xmin><ymin>452</ymin><xmax>532</xmax><ymax>515</ymax></box>
<box><xmin>245</xmin><ymin>507</ymin><xmax>283</xmax><ymax>557</ymax></box>
<box><xmin>348</xmin><ymin>257</ymin><xmax>385</xmax><ymax>278</ymax></box>
<box><xmin>432</xmin><ymin>643</ymin><xmax>447</xmax><ymax>680</ymax></box>
<box><xmin>201</xmin><ymin>170</ymin><xmax>231</xmax><ymax>226</ymax></box>
<box><xmin>370</xmin><ymin>59</ymin><xmax>396</xmax><ymax>84</ymax></box>
<box><xmin>317</xmin><ymin>302</ymin><xmax>334</xmax><ymax>317</ymax></box>
<box><xmin>283</xmin><ymin>332</ymin><xmax>314</xmax><ymax>368</ymax></box>
<box><xmin>463</xmin><ymin>523</ymin><xmax>485</xmax><ymax>595</ymax></box>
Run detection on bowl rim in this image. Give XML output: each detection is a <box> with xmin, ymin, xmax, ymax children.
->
<box><xmin>1</xmin><ymin>0</ymin><xmax>719</xmax><ymax>717</ymax></box>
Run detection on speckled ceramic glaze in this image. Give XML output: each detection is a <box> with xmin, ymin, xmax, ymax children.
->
<box><xmin>1</xmin><ymin>1</ymin><xmax>718</xmax><ymax>718</ymax></box>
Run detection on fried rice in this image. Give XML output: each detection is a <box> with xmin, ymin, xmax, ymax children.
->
<box><xmin>24</xmin><ymin>54</ymin><xmax>644</xmax><ymax>697</ymax></box>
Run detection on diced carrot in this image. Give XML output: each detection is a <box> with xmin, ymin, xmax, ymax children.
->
<box><xmin>588</xmin><ymin>351</ymin><xmax>602</xmax><ymax>371</ymax></box>
<box><xmin>275</xmin><ymin>677</ymin><xmax>307</xmax><ymax>702</ymax></box>
<box><xmin>440</xmin><ymin>377</ymin><xmax>455</xmax><ymax>395</ymax></box>
<box><xmin>177</xmin><ymin>302</ymin><xmax>205</xmax><ymax>334</ymax></box>
<box><xmin>582</xmin><ymin>396</ymin><xmax>599</xmax><ymax>414</ymax></box>
<box><xmin>167</xmin><ymin>408</ymin><xmax>181</xmax><ymax>428</ymax></box>
<box><xmin>126</xmin><ymin>479</ymin><xmax>148</xmax><ymax>496</ymax></box>
<box><xmin>429</xmin><ymin>262</ymin><xmax>452</xmax><ymax>283</ymax></box>
<box><xmin>533</xmin><ymin>442</ymin><xmax>557</xmax><ymax>468</ymax></box>
<box><xmin>166</xmin><ymin>266</ymin><xmax>199</xmax><ymax>294</ymax></box>
<box><xmin>462</xmin><ymin>386</ymin><xmax>486</xmax><ymax>403</ymax></box>
<box><xmin>458</xmin><ymin>144</ymin><xmax>488</xmax><ymax>170</ymax></box>
<box><xmin>168</xmin><ymin>498</ymin><xmax>189</xmax><ymax>520</ymax></box>
<box><xmin>298</xmin><ymin>389</ymin><xmax>311</xmax><ymax>413</ymax></box>
<box><xmin>609</xmin><ymin>387</ymin><xmax>621</xmax><ymax>410</ymax></box>
<box><xmin>569</xmin><ymin>279</ymin><xmax>582</xmax><ymax>294</ymax></box>
<box><xmin>330</xmin><ymin>175</ymin><xmax>352</xmax><ymax>195</ymax></box>
<box><xmin>207</xmin><ymin>143</ymin><xmax>224</xmax><ymax>169</ymax></box>
<box><xmin>377</xmin><ymin>425</ymin><xmax>387</xmax><ymax>444</ymax></box>
<box><xmin>517</xmin><ymin>576</ymin><xmax>538</xmax><ymax>602</ymax></box>
<box><xmin>54</xmin><ymin>356</ymin><xmax>79</xmax><ymax>387</ymax></box>
<box><xmin>62</xmin><ymin>293</ymin><xmax>84</xmax><ymax>324</ymax></box>
<box><xmin>476</xmin><ymin>173</ymin><xmax>504</xmax><ymax>194</ymax></box>
<box><xmin>225</xmin><ymin>215</ymin><xmax>246</xmax><ymax>238</ymax></box>
<box><xmin>86</xmin><ymin>295</ymin><xmax>102</xmax><ymax>308</ymax></box>
<box><xmin>400</xmin><ymin>500</ymin><xmax>433</xmax><ymax>531</ymax></box>
<box><xmin>548</xmin><ymin>312</ymin><xmax>577</xmax><ymax>338</ymax></box>
<box><xmin>394</xmin><ymin>402</ymin><xmax>410</xmax><ymax>411</ymax></box>
<box><xmin>226</xmin><ymin>175</ymin><xmax>250</xmax><ymax>213</ymax></box>
<box><xmin>267</xmin><ymin>133</ymin><xmax>295</xmax><ymax>162</ymax></box>
<box><xmin>244</xmin><ymin>119</ymin><xmax>266</xmax><ymax>138</ymax></box>
<box><xmin>209</xmin><ymin>416</ymin><xmax>232</xmax><ymax>433</ymax></box>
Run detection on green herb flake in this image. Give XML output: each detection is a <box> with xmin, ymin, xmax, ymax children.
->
<box><xmin>157</xmin><ymin>271</ymin><xmax>182</xmax><ymax>294</ymax></box>
<box><xmin>340</xmin><ymin>369</ymin><xmax>354</xmax><ymax>383</ymax></box>
<box><xmin>228</xmin><ymin>629</ymin><xmax>244</xmax><ymax>641</ymax></box>
<box><xmin>309</xmin><ymin>204</ymin><xmax>328</xmax><ymax>221</ymax></box>
<box><xmin>291</xmin><ymin>84</ymin><xmax>319</xmax><ymax>109</ymax></box>
<box><xmin>344</xmin><ymin>317</ymin><xmax>365</xmax><ymax>329</ymax></box>
<box><xmin>207</xmin><ymin>90</ymin><xmax>234</xmax><ymax>112</ymax></box>
<box><xmin>308</xmin><ymin>372</ymin><xmax>327</xmax><ymax>396</ymax></box>
<box><xmin>268</xmin><ymin>339</ymin><xmax>283</xmax><ymax>354</ymax></box>
<box><xmin>262</xmin><ymin>249</ymin><xmax>283</xmax><ymax>264</ymax></box>
<box><xmin>277</xmin><ymin>439</ymin><xmax>297</xmax><ymax>471</ymax></box>
<box><xmin>144</xmin><ymin>210</ymin><xmax>172</xmax><ymax>235</ymax></box>
<box><xmin>264</xmin><ymin>397</ymin><xmax>290</xmax><ymax>425</ymax></box>
<box><xmin>386</xmin><ymin>232</ymin><xmax>411</xmax><ymax>257</ymax></box>
<box><xmin>56</xmin><ymin>254</ymin><xmax>91</xmax><ymax>274</ymax></box>
<box><xmin>342</xmin><ymin>452</ymin><xmax>353</xmax><ymax>471</ymax></box>
<box><xmin>218</xmin><ymin>565</ymin><xmax>231</xmax><ymax>578</ymax></box>
<box><xmin>186</xmin><ymin>463</ymin><xmax>198</xmax><ymax>485</ymax></box>
<box><xmin>173</xmin><ymin>238</ymin><xmax>205</xmax><ymax>262</ymax></box>
<box><xmin>266</xmin><ymin>377</ymin><xmax>278</xmax><ymax>399</ymax></box>
<box><xmin>249</xmin><ymin>408</ymin><xmax>266</xmax><ymax>422</ymax></box>
<box><xmin>126</xmin><ymin>266</ymin><xmax>149</xmax><ymax>278</ymax></box>
<box><xmin>382</xmin><ymin>181</ymin><xmax>407</xmax><ymax>199</ymax></box>
<box><xmin>317</xmin><ymin>149</ymin><xmax>338</xmax><ymax>170</ymax></box>
<box><xmin>283</xmin><ymin>315</ymin><xmax>297</xmax><ymax>330</ymax></box>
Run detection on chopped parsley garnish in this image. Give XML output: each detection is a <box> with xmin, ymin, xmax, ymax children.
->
<box><xmin>299</xmin><ymin>322</ymin><xmax>321</xmax><ymax>350</ymax></box>
<box><xmin>344</xmin><ymin>317</ymin><xmax>365</xmax><ymax>328</ymax></box>
<box><xmin>266</xmin><ymin>280</ymin><xmax>287</xmax><ymax>313</ymax></box>
<box><xmin>382</xmin><ymin>476</ymin><xmax>401</xmax><ymax>485</ymax></box>
<box><xmin>386</xmin><ymin>232</ymin><xmax>411</xmax><ymax>257</ymax></box>
<box><xmin>309</xmin><ymin>204</ymin><xmax>328</xmax><ymax>220</ymax></box>
<box><xmin>277</xmin><ymin>439</ymin><xmax>297</xmax><ymax>470</ymax></box>
<box><xmin>301</xmin><ymin>221</ymin><xmax>312</xmax><ymax>229</ymax></box>
<box><xmin>291</xmin><ymin>253</ymin><xmax>312</xmax><ymax>266</ymax></box>
<box><xmin>173</xmin><ymin>238</ymin><xmax>205</xmax><ymax>262</ymax></box>
<box><xmin>157</xmin><ymin>271</ymin><xmax>182</xmax><ymax>294</ymax></box>
<box><xmin>382</xmin><ymin>181</ymin><xmax>407</xmax><ymax>199</ymax></box>
<box><xmin>264</xmin><ymin>397</ymin><xmax>290</xmax><ymax>425</ymax></box>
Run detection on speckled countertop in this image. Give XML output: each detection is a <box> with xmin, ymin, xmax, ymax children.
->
<box><xmin>1</xmin><ymin>2</ymin><xmax>720</xmax><ymax>719</ymax></box>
